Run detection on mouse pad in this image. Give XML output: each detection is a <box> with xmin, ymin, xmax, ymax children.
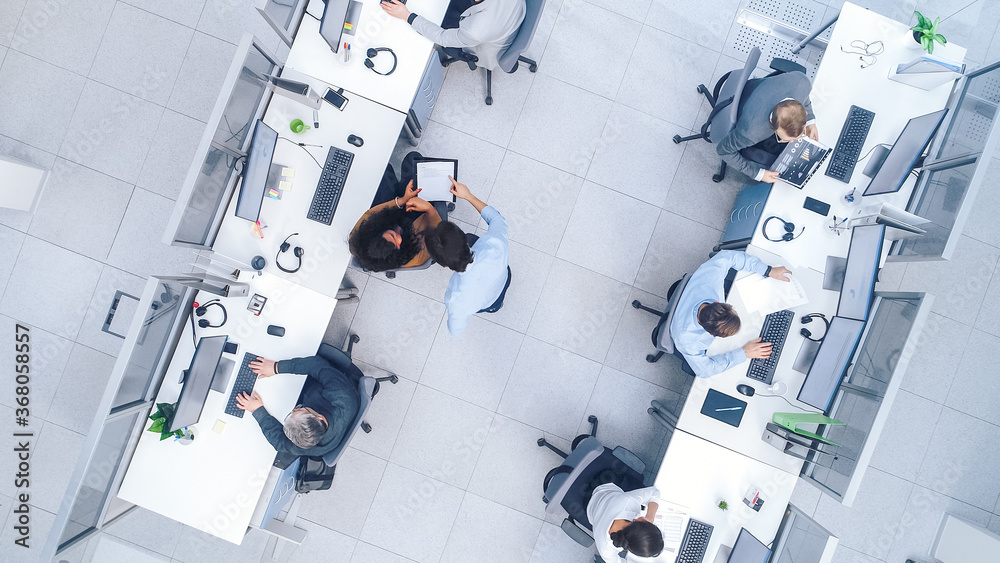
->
<box><xmin>700</xmin><ymin>389</ymin><xmax>747</xmax><ymax>427</ymax></box>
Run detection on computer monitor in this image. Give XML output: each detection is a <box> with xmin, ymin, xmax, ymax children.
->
<box><xmin>797</xmin><ymin>316</ymin><xmax>866</xmax><ymax>412</ymax></box>
<box><xmin>170</xmin><ymin>335</ymin><xmax>229</xmax><ymax>432</ymax></box>
<box><xmin>319</xmin><ymin>0</ymin><xmax>352</xmax><ymax>54</ymax></box>
<box><xmin>726</xmin><ymin>528</ymin><xmax>771</xmax><ymax>563</ymax></box>
<box><xmin>863</xmin><ymin>108</ymin><xmax>948</xmax><ymax>196</ymax></box>
<box><xmin>836</xmin><ymin>224</ymin><xmax>884</xmax><ymax>321</ymax></box>
<box><xmin>234</xmin><ymin>120</ymin><xmax>277</xmax><ymax>222</ymax></box>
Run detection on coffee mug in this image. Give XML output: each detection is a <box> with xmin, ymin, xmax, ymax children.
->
<box><xmin>289</xmin><ymin>119</ymin><xmax>310</xmax><ymax>134</ymax></box>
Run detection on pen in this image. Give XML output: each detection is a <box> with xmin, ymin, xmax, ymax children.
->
<box><xmin>344</xmin><ymin>42</ymin><xmax>350</xmax><ymax>63</ymax></box>
<box><xmin>715</xmin><ymin>407</ymin><xmax>743</xmax><ymax>411</ymax></box>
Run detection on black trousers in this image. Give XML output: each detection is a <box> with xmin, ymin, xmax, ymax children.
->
<box><xmin>439</xmin><ymin>0</ymin><xmax>477</xmax><ymax>62</ymax></box>
<box><xmin>371</xmin><ymin>151</ymin><xmax>424</xmax><ymax>207</ymax></box>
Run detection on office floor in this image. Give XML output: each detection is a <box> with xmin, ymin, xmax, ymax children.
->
<box><xmin>1</xmin><ymin>0</ymin><xmax>999</xmax><ymax>562</ymax></box>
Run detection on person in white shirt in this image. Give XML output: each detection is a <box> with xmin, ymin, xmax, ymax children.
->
<box><xmin>586</xmin><ymin>483</ymin><xmax>664</xmax><ymax>561</ymax></box>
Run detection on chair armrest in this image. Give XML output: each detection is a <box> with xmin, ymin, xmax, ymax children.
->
<box><xmin>561</xmin><ymin>518</ymin><xmax>595</xmax><ymax>548</ymax></box>
<box><xmin>769</xmin><ymin>58</ymin><xmax>806</xmax><ymax>76</ymax></box>
<box><xmin>611</xmin><ymin>446</ymin><xmax>646</xmax><ymax>476</ymax></box>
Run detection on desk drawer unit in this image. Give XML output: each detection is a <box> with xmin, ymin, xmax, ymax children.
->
<box><xmin>718</xmin><ymin>182</ymin><xmax>772</xmax><ymax>250</ymax></box>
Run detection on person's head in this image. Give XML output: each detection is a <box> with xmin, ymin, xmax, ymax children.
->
<box><xmin>282</xmin><ymin>406</ymin><xmax>329</xmax><ymax>448</ymax></box>
<box><xmin>770</xmin><ymin>99</ymin><xmax>807</xmax><ymax>141</ymax></box>
<box><xmin>424</xmin><ymin>221</ymin><xmax>473</xmax><ymax>272</ymax></box>
<box><xmin>698</xmin><ymin>301</ymin><xmax>741</xmax><ymax>337</ymax></box>
<box><xmin>350</xmin><ymin>207</ymin><xmax>421</xmax><ymax>271</ymax></box>
<box><xmin>610</xmin><ymin>521</ymin><xmax>663</xmax><ymax>558</ymax></box>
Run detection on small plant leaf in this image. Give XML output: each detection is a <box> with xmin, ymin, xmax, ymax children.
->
<box><xmin>147</xmin><ymin>419</ymin><xmax>163</xmax><ymax>433</ymax></box>
<box><xmin>935</xmin><ymin>34</ymin><xmax>947</xmax><ymax>45</ymax></box>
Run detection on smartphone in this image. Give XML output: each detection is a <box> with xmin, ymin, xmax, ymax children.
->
<box><xmin>322</xmin><ymin>88</ymin><xmax>349</xmax><ymax>110</ymax></box>
<box><xmin>803</xmin><ymin>196</ymin><xmax>831</xmax><ymax>216</ymax></box>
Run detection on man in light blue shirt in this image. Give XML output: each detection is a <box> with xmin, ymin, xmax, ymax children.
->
<box><xmin>424</xmin><ymin>178</ymin><xmax>510</xmax><ymax>336</ymax></box>
<box><xmin>670</xmin><ymin>250</ymin><xmax>791</xmax><ymax>378</ymax></box>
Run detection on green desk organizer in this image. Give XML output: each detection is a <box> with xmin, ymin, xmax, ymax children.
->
<box><xmin>772</xmin><ymin>412</ymin><xmax>844</xmax><ymax>447</ymax></box>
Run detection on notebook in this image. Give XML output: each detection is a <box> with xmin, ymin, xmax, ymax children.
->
<box><xmin>700</xmin><ymin>389</ymin><xmax>747</xmax><ymax>427</ymax></box>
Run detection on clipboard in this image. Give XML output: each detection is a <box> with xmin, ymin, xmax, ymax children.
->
<box><xmin>414</xmin><ymin>158</ymin><xmax>458</xmax><ymax>202</ymax></box>
<box><xmin>700</xmin><ymin>389</ymin><xmax>747</xmax><ymax>427</ymax></box>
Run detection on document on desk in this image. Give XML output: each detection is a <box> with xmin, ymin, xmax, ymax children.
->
<box><xmin>737</xmin><ymin>274</ymin><xmax>808</xmax><ymax>316</ymax></box>
<box><xmin>415</xmin><ymin>158</ymin><xmax>458</xmax><ymax>202</ymax></box>
<box><xmin>654</xmin><ymin>501</ymin><xmax>690</xmax><ymax>552</ymax></box>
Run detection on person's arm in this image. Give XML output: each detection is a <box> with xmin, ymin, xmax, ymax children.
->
<box><xmin>383</xmin><ymin>0</ymin><xmax>487</xmax><ymax>49</ymax></box>
<box><xmin>447</xmin><ymin>309</ymin><xmax>470</xmax><ymax>337</ymax></box>
<box><xmin>351</xmin><ymin>182</ymin><xmax>422</xmax><ymax>234</ymax></box>
<box><xmin>250</xmin><ymin>407</ymin><xmax>300</xmax><ymax>453</ymax></box>
<box><xmin>681</xmin><ymin>347</ymin><xmax>749</xmax><ymax>378</ymax></box>
<box><xmin>449</xmin><ymin>177</ymin><xmax>487</xmax><ymax>213</ymax></box>
<box><xmin>716</xmin><ymin>126</ymin><xmax>768</xmax><ymax>180</ymax></box>
<box><xmin>273</xmin><ymin>356</ymin><xmax>334</xmax><ymax>377</ymax></box>
<box><xmin>711</xmin><ymin>250</ymin><xmax>768</xmax><ymax>277</ymax></box>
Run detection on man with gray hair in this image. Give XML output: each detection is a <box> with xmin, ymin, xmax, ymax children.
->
<box><xmin>236</xmin><ymin>355</ymin><xmax>359</xmax><ymax>456</ymax></box>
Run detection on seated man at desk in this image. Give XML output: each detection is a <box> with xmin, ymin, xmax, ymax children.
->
<box><xmin>235</xmin><ymin>356</ymin><xmax>359</xmax><ymax>456</ymax></box>
<box><xmin>715</xmin><ymin>71</ymin><xmax>819</xmax><ymax>183</ymax></box>
<box><xmin>672</xmin><ymin>250</ymin><xmax>791</xmax><ymax>378</ymax></box>
<box><xmin>382</xmin><ymin>0</ymin><xmax>526</xmax><ymax>70</ymax></box>
<box><xmin>425</xmin><ymin>178</ymin><xmax>510</xmax><ymax>337</ymax></box>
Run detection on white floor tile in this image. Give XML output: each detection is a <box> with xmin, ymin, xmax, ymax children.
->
<box><xmin>166</xmin><ymin>31</ymin><xmax>238</xmax><ymax>122</ymax></box>
<box><xmin>120</xmin><ymin>0</ymin><xmax>208</xmax><ymax>28</ymax></box>
<box><xmin>196</xmin><ymin>0</ymin><xmax>283</xmax><ymax>52</ymax></box>
<box><xmin>104</xmin><ymin>507</ymin><xmax>185</xmax><ymax>560</ymax></box>
<box><xmin>481</xmin><ymin>239</ymin><xmax>553</xmax><ymax>333</ymax></box>
<box><xmin>974</xmin><ymin>270</ymin><xmax>1000</xmax><ymax>338</ymax></box>
<box><xmin>0</xmin><ymin>316</ymin><xmax>73</xmax><ymax>423</ymax></box>
<box><xmin>0</xmin><ymin>0</ymin><xmax>26</xmax><ymax>47</ymax></box>
<box><xmin>897</xmin><ymin>235</ymin><xmax>999</xmax><ymax>323</ymax></box>
<box><xmin>28</xmin><ymin>422</ymin><xmax>85</xmax><ymax>514</ymax></box>
<box><xmin>885</xmin><ymin>486</ymin><xmax>991</xmax><ymax>563</ymax></box>
<box><xmin>350</xmin><ymin>541</ymin><xmax>418</xmax><ymax>563</ymax></box>
<box><xmin>898</xmin><ymin>312</ymin><xmax>972</xmax><ymax>403</ymax></box>
<box><xmin>46</xmin><ymin>344</ymin><xmax>116</xmax><ymax>434</ymax></box>
<box><xmin>584</xmin><ymin>0</ymin><xmax>650</xmax><ymax>22</ymax></box>
<box><xmin>0</xmin><ymin>50</ymin><xmax>86</xmax><ymax>154</ymax></box>
<box><xmin>868</xmin><ymin>389</ymin><xmax>942</xmax><ymax>482</ymax></box>
<box><xmin>646</xmin><ymin>0</ymin><xmax>743</xmax><ymax>51</ymax></box>
<box><xmin>280</xmin><ymin>517</ymin><xmax>356</xmax><ymax>563</ymax></box>
<box><xmin>634</xmin><ymin>210</ymin><xmax>721</xmax><ymax>298</ymax></box>
<box><xmin>528</xmin><ymin>521</ymin><xmax>597</xmax><ymax>563</ymax></box>
<box><xmin>297</xmin><ymin>446</ymin><xmax>387</xmax><ymax>538</ymax></box>
<box><xmin>812</xmin><ymin>467</ymin><xmax>912</xmax><ymax>559</ymax></box>
<box><xmin>440</xmin><ymin>493</ymin><xmax>542</xmax><ymax>563</ymax></box>
<box><xmin>916</xmin><ymin>407</ymin><xmax>1000</xmax><ymax>512</ymax></box>
<box><xmin>10</xmin><ymin>0</ymin><xmax>115</xmax><ymax>74</ymax></box>
<box><xmin>430</xmin><ymin>63</ymin><xmax>535</xmax><ymax>148</ymax></box>
<box><xmin>105</xmin><ymin>188</ymin><xmax>199</xmax><ymax>279</ymax></box>
<box><xmin>944</xmin><ymin>330</ymin><xmax>1000</xmax><ymax>426</ymax></box>
<box><xmin>346</xmin><ymin>360</ymin><xmax>416</xmax><ymax>461</ymax></box>
<box><xmin>137</xmin><ymin>110</ymin><xmax>207</xmax><ymax>201</ymax></box>
<box><xmin>172</xmin><ymin>526</ymin><xmax>269</xmax><ymax>563</ymax></box>
<box><xmin>662</xmin><ymin>140</ymin><xmax>746</xmax><ymax>230</ymax></box>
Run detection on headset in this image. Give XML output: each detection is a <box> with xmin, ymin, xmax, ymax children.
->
<box><xmin>276</xmin><ymin>233</ymin><xmax>304</xmax><ymax>273</ymax></box>
<box><xmin>799</xmin><ymin>312</ymin><xmax>830</xmax><ymax>342</ymax></box>
<box><xmin>194</xmin><ymin>299</ymin><xmax>228</xmax><ymax>329</ymax></box>
<box><xmin>365</xmin><ymin>47</ymin><xmax>397</xmax><ymax>76</ymax></box>
<box><xmin>762</xmin><ymin>216</ymin><xmax>805</xmax><ymax>242</ymax></box>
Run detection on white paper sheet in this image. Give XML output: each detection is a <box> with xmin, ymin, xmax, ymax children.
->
<box><xmin>416</xmin><ymin>160</ymin><xmax>457</xmax><ymax>202</ymax></box>
<box><xmin>737</xmin><ymin>273</ymin><xmax>809</xmax><ymax>316</ymax></box>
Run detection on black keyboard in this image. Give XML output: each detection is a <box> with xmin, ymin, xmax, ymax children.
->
<box><xmin>225</xmin><ymin>352</ymin><xmax>261</xmax><ymax>417</ymax></box>
<box><xmin>307</xmin><ymin>146</ymin><xmax>354</xmax><ymax>225</ymax></box>
<box><xmin>746</xmin><ymin>309</ymin><xmax>795</xmax><ymax>385</ymax></box>
<box><xmin>825</xmin><ymin>105</ymin><xmax>875</xmax><ymax>182</ymax></box>
<box><xmin>676</xmin><ymin>518</ymin><xmax>714</xmax><ymax>563</ymax></box>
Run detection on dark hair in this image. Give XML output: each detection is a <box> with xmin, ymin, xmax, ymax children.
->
<box><xmin>349</xmin><ymin>207</ymin><xmax>421</xmax><ymax>271</ymax></box>
<box><xmin>698</xmin><ymin>302</ymin><xmax>740</xmax><ymax>337</ymax></box>
<box><xmin>771</xmin><ymin>99</ymin><xmax>807</xmax><ymax>137</ymax></box>
<box><xmin>424</xmin><ymin>221</ymin><xmax>473</xmax><ymax>272</ymax></box>
<box><xmin>609</xmin><ymin>521</ymin><xmax>663</xmax><ymax>558</ymax></box>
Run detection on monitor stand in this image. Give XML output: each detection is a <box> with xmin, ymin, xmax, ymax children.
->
<box><xmin>792</xmin><ymin>339</ymin><xmax>821</xmax><ymax>374</ymax></box>
<box><xmin>210</xmin><ymin>357</ymin><xmax>236</xmax><ymax>393</ymax></box>
<box><xmin>823</xmin><ymin>256</ymin><xmax>847</xmax><ymax>291</ymax></box>
<box><xmin>862</xmin><ymin>144</ymin><xmax>890</xmax><ymax>177</ymax></box>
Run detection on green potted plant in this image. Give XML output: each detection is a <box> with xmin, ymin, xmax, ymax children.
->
<box><xmin>717</xmin><ymin>499</ymin><xmax>729</xmax><ymax>511</ymax></box>
<box><xmin>910</xmin><ymin>11</ymin><xmax>947</xmax><ymax>54</ymax></box>
<box><xmin>146</xmin><ymin>402</ymin><xmax>192</xmax><ymax>442</ymax></box>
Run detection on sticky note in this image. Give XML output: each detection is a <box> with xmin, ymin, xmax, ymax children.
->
<box><xmin>279</xmin><ymin>180</ymin><xmax>293</xmax><ymax>191</ymax></box>
<box><xmin>213</xmin><ymin>419</ymin><xmax>226</xmax><ymax>434</ymax></box>
<box><xmin>343</xmin><ymin>22</ymin><xmax>353</xmax><ymax>31</ymax></box>
<box><xmin>267</xmin><ymin>188</ymin><xmax>281</xmax><ymax>199</ymax></box>
<box><xmin>281</xmin><ymin>167</ymin><xmax>295</xmax><ymax>178</ymax></box>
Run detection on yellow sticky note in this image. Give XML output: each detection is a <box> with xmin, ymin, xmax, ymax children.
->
<box><xmin>279</xmin><ymin>180</ymin><xmax>293</xmax><ymax>191</ymax></box>
<box><xmin>281</xmin><ymin>167</ymin><xmax>295</xmax><ymax>178</ymax></box>
<box><xmin>213</xmin><ymin>419</ymin><xmax>226</xmax><ymax>434</ymax></box>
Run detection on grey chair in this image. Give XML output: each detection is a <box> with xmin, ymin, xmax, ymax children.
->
<box><xmin>438</xmin><ymin>0</ymin><xmax>545</xmax><ymax>105</ymax></box>
<box><xmin>314</xmin><ymin>335</ymin><xmax>398</xmax><ymax>467</ymax></box>
<box><xmin>631</xmin><ymin>274</ymin><xmax>696</xmax><ymax>376</ymax></box>
<box><xmin>672</xmin><ymin>47</ymin><xmax>807</xmax><ymax>183</ymax></box>
<box><xmin>537</xmin><ymin>416</ymin><xmax>647</xmax><ymax>549</ymax></box>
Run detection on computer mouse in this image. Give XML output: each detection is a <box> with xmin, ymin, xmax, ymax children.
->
<box><xmin>347</xmin><ymin>134</ymin><xmax>364</xmax><ymax>147</ymax></box>
<box><xmin>736</xmin><ymin>384</ymin><xmax>755</xmax><ymax>397</ymax></box>
<box><xmin>266</xmin><ymin>325</ymin><xmax>285</xmax><ymax>337</ymax></box>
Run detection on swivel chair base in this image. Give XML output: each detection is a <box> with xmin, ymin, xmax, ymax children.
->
<box><xmin>485</xmin><ymin>56</ymin><xmax>538</xmax><ymax>105</ymax></box>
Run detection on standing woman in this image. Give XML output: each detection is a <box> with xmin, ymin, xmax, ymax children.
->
<box><xmin>587</xmin><ymin>483</ymin><xmax>664</xmax><ymax>561</ymax></box>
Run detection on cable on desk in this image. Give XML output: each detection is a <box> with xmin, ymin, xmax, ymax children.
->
<box><xmin>304</xmin><ymin>10</ymin><xmax>321</xmax><ymax>22</ymax></box>
<box><xmin>854</xmin><ymin>142</ymin><xmax>890</xmax><ymax>165</ymax></box>
<box><xmin>757</xmin><ymin>393</ymin><xmax>815</xmax><ymax>412</ymax></box>
<box><xmin>278</xmin><ymin>136</ymin><xmax>323</xmax><ymax>169</ymax></box>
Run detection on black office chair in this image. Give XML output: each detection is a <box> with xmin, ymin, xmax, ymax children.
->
<box><xmin>438</xmin><ymin>0</ymin><xmax>544</xmax><ymax>105</ymax></box>
<box><xmin>631</xmin><ymin>275</ymin><xmax>696</xmax><ymax>376</ymax></box>
<box><xmin>672</xmin><ymin>47</ymin><xmax>807</xmax><ymax>182</ymax></box>
<box><xmin>537</xmin><ymin>416</ymin><xmax>647</xmax><ymax>550</ymax></box>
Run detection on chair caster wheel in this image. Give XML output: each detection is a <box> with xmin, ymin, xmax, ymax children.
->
<box><xmin>588</xmin><ymin>415</ymin><xmax>597</xmax><ymax>423</ymax></box>
<box><xmin>389</xmin><ymin>375</ymin><xmax>399</xmax><ymax>384</ymax></box>
<box><xmin>712</xmin><ymin>174</ymin><xmax>724</xmax><ymax>183</ymax></box>
<box><xmin>350</xmin><ymin>334</ymin><xmax>360</xmax><ymax>344</ymax></box>
<box><xmin>697</xmin><ymin>84</ymin><xmax>708</xmax><ymax>94</ymax></box>
<box><xmin>485</xmin><ymin>96</ymin><xmax>493</xmax><ymax>105</ymax></box>
<box><xmin>672</xmin><ymin>135</ymin><xmax>682</xmax><ymax>144</ymax></box>
<box><xmin>631</xmin><ymin>300</ymin><xmax>642</xmax><ymax>309</ymax></box>
<box><xmin>361</xmin><ymin>422</ymin><xmax>372</xmax><ymax>433</ymax></box>
<box><xmin>537</xmin><ymin>438</ymin><xmax>547</xmax><ymax>447</ymax></box>
<box><xmin>646</xmin><ymin>354</ymin><xmax>659</xmax><ymax>363</ymax></box>
<box><xmin>386</xmin><ymin>271</ymin><xmax>396</xmax><ymax>279</ymax></box>
<box><xmin>529</xmin><ymin>64</ymin><xmax>538</xmax><ymax>72</ymax></box>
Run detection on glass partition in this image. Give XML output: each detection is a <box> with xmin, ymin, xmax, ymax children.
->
<box><xmin>256</xmin><ymin>0</ymin><xmax>309</xmax><ymax>47</ymax></box>
<box><xmin>799</xmin><ymin>292</ymin><xmax>932</xmax><ymax>505</ymax></box>
<box><xmin>770</xmin><ymin>504</ymin><xmax>838</xmax><ymax>563</ymax></box>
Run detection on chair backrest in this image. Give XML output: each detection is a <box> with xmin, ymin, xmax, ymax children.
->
<box><xmin>706</xmin><ymin>47</ymin><xmax>761</xmax><ymax>144</ymax></box>
<box><xmin>498</xmin><ymin>0</ymin><xmax>545</xmax><ymax>73</ymax></box>
<box><xmin>543</xmin><ymin>436</ymin><xmax>604</xmax><ymax>516</ymax></box>
<box><xmin>656</xmin><ymin>274</ymin><xmax>692</xmax><ymax>353</ymax></box>
<box><xmin>315</xmin><ymin>342</ymin><xmax>373</xmax><ymax>467</ymax></box>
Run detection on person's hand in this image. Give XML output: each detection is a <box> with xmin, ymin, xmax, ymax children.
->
<box><xmin>761</xmin><ymin>170</ymin><xmax>781</xmax><ymax>183</ymax></box>
<box><xmin>381</xmin><ymin>0</ymin><xmax>411</xmax><ymax>20</ymax></box>
<box><xmin>406</xmin><ymin>196</ymin><xmax>433</xmax><ymax>214</ymax></box>
<box><xmin>236</xmin><ymin>390</ymin><xmax>263</xmax><ymax>413</ymax></box>
<box><xmin>805</xmin><ymin>123</ymin><xmax>819</xmax><ymax>141</ymax></box>
<box><xmin>743</xmin><ymin>338</ymin><xmax>772</xmax><ymax>359</ymax></box>
<box><xmin>634</xmin><ymin>517</ymin><xmax>651</xmax><ymax>523</ymax></box>
<box><xmin>768</xmin><ymin>266</ymin><xmax>792</xmax><ymax>282</ymax></box>
<box><xmin>399</xmin><ymin>180</ymin><xmax>421</xmax><ymax>204</ymax></box>
<box><xmin>449</xmin><ymin>176</ymin><xmax>472</xmax><ymax>201</ymax></box>
<box><xmin>249</xmin><ymin>357</ymin><xmax>277</xmax><ymax>378</ymax></box>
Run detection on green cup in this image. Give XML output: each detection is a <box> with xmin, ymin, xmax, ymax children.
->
<box><xmin>290</xmin><ymin>118</ymin><xmax>310</xmax><ymax>134</ymax></box>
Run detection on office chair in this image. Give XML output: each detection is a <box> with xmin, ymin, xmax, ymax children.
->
<box><xmin>314</xmin><ymin>334</ymin><xmax>399</xmax><ymax>468</ymax></box>
<box><xmin>438</xmin><ymin>0</ymin><xmax>544</xmax><ymax>105</ymax></box>
<box><xmin>631</xmin><ymin>274</ymin><xmax>696</xmax><ymax>376</ymax></box>
<box><xmin>537</xmin><ymin>415</ymin><xmax>647</xmax><ymax>550</ymax></box>
<box><xmin>672</xmin><ymin>47</ymin><xmax>807</xmax><ymax>182</ymax></box>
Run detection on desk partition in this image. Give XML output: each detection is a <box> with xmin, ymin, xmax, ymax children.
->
<box><xmin>256</xmin><ymin>0</ymin><xmax>309</xmax><ymax>47</ymax></box>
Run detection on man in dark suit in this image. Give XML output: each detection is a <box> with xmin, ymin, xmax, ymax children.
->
<box><xmin>236</xmin><ymin>356</ymin><xmax>359</xmax><ymax>457</ymax></box>
<box><xmin>715</xmin><ymin>72</ymin><xmax>819</xmax><ymax>183</ymax></box>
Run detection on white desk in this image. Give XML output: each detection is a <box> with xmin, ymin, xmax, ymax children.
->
<box><xmin>750</xmin><ymin>2</ymin><xmax>967</xmax><ymax>273</ymax></box>
<box><xmin>211</xmin><ymin>70</ymin><xmax>406</xmax><ymax>299</ymax></box>
<box><xmin>284</xmin><ymin>0</ymin><xmax>449</xmax><ymax>113</ymax></box>
<box><xmin>651</xmin><ymin>431</ymin><xmax>797</xmax><ymax>563</ymax></box>
<box><xmin>117</xmin><ymin>272</ymin><xmax>336</xmax><ymax>544</ymax></box>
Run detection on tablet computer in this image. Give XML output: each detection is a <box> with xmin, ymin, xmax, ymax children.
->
<box><xmin>700</xmin><ymin>389</ymin><xmax>747</xmax><ymax>427</ymax></box>
<box><xmin>414</xmin><ymin>158</ymin><xmax>458</xmax><ymax>202</ymax></box>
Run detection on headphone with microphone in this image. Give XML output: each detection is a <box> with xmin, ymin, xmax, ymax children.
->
<box><xmin>762</xmin><ymin>216</ymin><xmax>805</xmax><ymax>242</ymax></box>
<box><xmin>799</xmin><ymin>313</ymin><xmax>830</xmax><ymax>342</ymax></box>
<box><xmin>365</xmin><ymin>47</ymin><xmax>397</xmax><ymax>76</ymax></box>
<box><xmin>276</xmin><ymin>233</ymin><xmax>304</xmax><ymax>273</ymax></box>
<box><xmin>194</xmin><ymin>299</ymin><xmax>228</xmax><ymax>329</ymax></box>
